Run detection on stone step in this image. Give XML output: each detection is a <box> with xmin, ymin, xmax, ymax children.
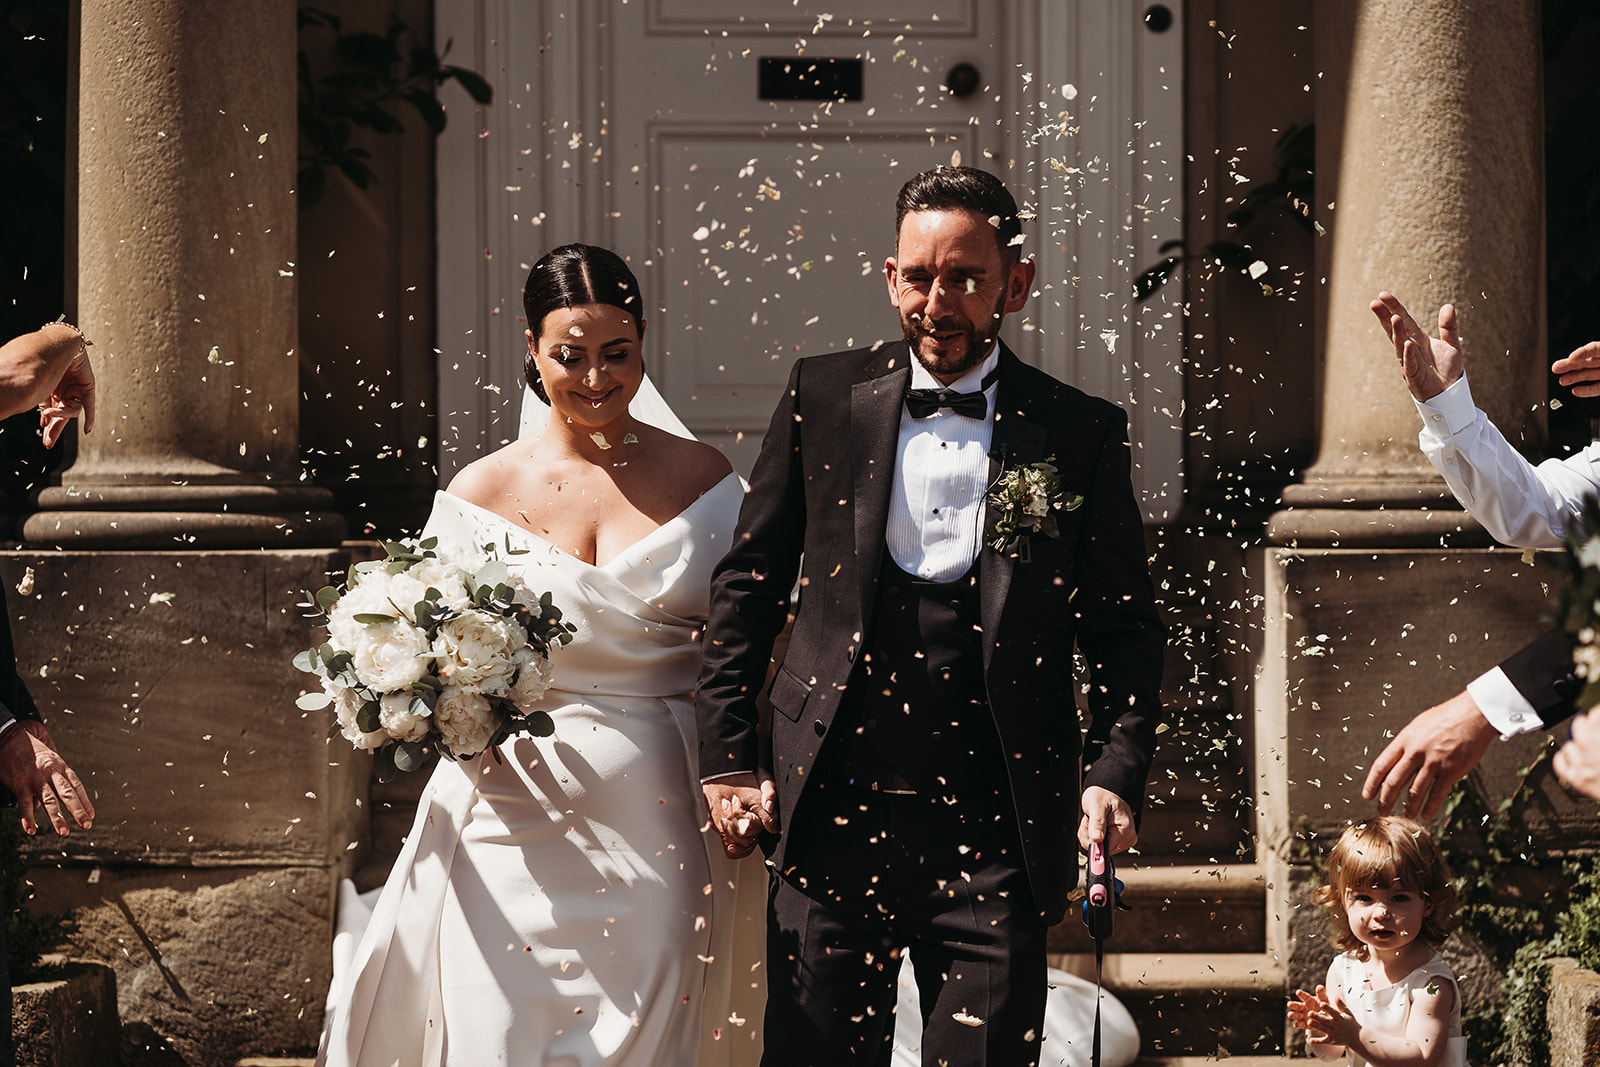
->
<box><xmin>1048</xmin><ymin>864</ymin><xmax>1267</xmax><ymax>955</ymax></box>
<box><xmin>1049</xmin><ymin>953</ymin><xmax>1287</xmax><ymax>1056</ymax></box>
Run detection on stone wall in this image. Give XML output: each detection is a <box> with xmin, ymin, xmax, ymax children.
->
<box><xmin>4</xmin><ymin>550</ymin><xmax>365</xmax><ymax>1065</ymax></box>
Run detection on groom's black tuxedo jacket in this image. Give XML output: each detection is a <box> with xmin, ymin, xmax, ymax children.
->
<box><xmin>696</xmin><ymin>340</ymin><xmax>1165</xmax><ymax>926</ymax></box>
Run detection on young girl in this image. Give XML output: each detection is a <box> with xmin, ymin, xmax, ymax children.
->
<box><xmin>1288</xmin><ymin>816</ymin><xmax>1467</xmax><ymax>1067</ymax></box>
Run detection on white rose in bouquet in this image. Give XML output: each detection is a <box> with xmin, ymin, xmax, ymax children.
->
<box><xmin>378</xmin><ymin>691</ymin><xmax>431</xmax><ymax>743</ymax></box>
<box><xmin>325</xmin><ymin>571</ymin><xmax>400</xmax><ymax>653</ymax></box>
<box><xmin>436</xmin><ymin>611</ymin><xmax>523</xmax><ymax>693</ymax></box>
<box><xmin>389</xmin><ymin>558</ymin><xmax>472</xmax><ymax>615</ymax></box>
<box><xmin>349</xmin><ymin>618</ymin><xmax>433</xmax><ymax>692</ymax></box>
<box><xmin>433</xmin><ymin>683</ymin><xmax>499</xmax><ymax>757</ymax></box>
<box><xmin>327</xmin><ymin>679</ymin><xmax>387</xmax><ymax>750</ymax></box>
<box><xmin>507</xmin><ymin>650</ymin><xmax>555</xmax><ymax>711</ymax></box>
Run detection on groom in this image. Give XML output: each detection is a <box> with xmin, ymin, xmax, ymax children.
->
<box><xmin>696</xmin><ymin>166</ymin><xmax>1165</xmax><ymax>1065</ymax></box>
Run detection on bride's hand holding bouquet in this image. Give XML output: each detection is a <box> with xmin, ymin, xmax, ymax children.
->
<box><xmin>294</xmin><ymin>536</ymin><xmax>575</xmax><ymax>779</ymax></box>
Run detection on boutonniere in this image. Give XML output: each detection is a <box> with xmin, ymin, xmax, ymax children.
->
<box><xmin>986</xmin><ymin>457</ymin><xmax>1084</xmax><ymax>553</ymax></box>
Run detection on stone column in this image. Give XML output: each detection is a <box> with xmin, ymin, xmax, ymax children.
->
<box><xmin>24</xmin><ymin>0</ymin><xmax>344</xmax><ymax>548</ymax></box>
<box><xmin>1267</xmin><ymin>0</ymin><xmax>1544</xmax><ymax>546</ymax></box>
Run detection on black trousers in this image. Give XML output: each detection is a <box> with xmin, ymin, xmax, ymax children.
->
<box><xmin>762</xmin><ymin>781</ymin><xmax>1046</xmax><ymax>1067</ymax></box>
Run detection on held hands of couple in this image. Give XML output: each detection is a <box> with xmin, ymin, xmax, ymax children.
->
<box><xmin>702</xmin><ymin>771</ymin><xmax>777</xmax><ymax>859</ymax></box>
<box><xmin>0</xmin><ymin>720</ymin><xmax>94</xmax><ymax>837</ymax></box>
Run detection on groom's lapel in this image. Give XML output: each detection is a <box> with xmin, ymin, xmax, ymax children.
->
<box><xmin>852</xmin><ymin>343</ymin><xmax>911</xmax><ymax>620</ymax></box>
<box><xmin>982</xmin><ymin>345</ymin><xmax>1049</xmax><ymax>672</ymax></box>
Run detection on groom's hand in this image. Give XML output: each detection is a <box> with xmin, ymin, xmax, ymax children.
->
<box><xmin>1077</xmin><ymin>785</ymin><xmax>1136</xmax><ymax>855</ymax></box>
<box><xmin>703</xmin><ymin>771</ymin><xmax>778</xmax><ymax>858</ymax></box>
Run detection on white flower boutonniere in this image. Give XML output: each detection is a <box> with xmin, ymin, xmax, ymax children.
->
<box><xmin>987</xmin><ymin>457</ymin><xmax>1083</xmax><ymax>553</ymax></box>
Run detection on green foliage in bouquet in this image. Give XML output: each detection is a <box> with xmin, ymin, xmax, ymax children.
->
<box><xmin>3</xmin><ymin>815</ymin><xmax>78</xmax><ymax>984</ymax></box>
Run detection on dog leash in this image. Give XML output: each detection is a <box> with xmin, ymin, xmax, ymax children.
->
<box><xmin>1080</xmin><ymin>841</ymin><xmax>1128</xmax><ymax>1067</ymax></box>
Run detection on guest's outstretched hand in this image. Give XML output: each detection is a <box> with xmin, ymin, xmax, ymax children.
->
<box><xmin>38</xmin><ymin>338</ymin><xmax>95</xmax><ymax>448</ymax></box>
<box><xmin>1554</xmin><ymin>710</ymin><xmax>1600</xmax><ymax>802</ymax></box>
<box><xmin>1371</xmin><ymin>292</ymin><xmax>1463</xmax><ymax>403</ymax></box>
<box><xmin>1552</xmin><ymin>341</ymin><xmax>1600</xmax><ymax>399</ymax></box>
<box><xmin>1363</xmin><ymin>689</ymin><xmax>1496</xmax><ymax>819</ymax></box>
<box><xmin>0</xmin><ymin>720</ymin><xmax>95</xmax><ymax>836</ymax></box>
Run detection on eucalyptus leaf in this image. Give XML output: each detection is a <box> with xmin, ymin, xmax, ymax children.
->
<box><xmin>393</xmin><ymin>740</ymin><xmax>427</xmax><ymax>772</ymax></box>
<box><xmin>292</xmin><ymin>649</ymin><xmax>321</xmax><ymax>674</ymax></box>
<box><xmin>356</xmin><ymin>700</ymin><xmax>382</xmax><ymax>734</ymax></box>
<box><xmin>296</xmin><ymin>690</ymin><xmax>334</xmax><ymax>710</ymax></box>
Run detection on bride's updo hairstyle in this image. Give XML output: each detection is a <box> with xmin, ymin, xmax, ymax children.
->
<box><xmin>522</xmin><ymin>244</ymin><xmax>644</xmax><ymax>402</ymax></box>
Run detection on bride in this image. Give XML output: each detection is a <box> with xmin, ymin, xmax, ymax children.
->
<box><xmin>317</xmin><ymin>244</ymin><xmax>761</xmax><ymax>1067</ymax></box>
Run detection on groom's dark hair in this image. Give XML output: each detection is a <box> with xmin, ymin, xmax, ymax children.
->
<box><xmin>522</xmin><ymin>244</ymin><xmax>645</xmax><ymax>400</ymax></box>
<box><xmin>894</xmin><ymin>166</ymin><xmax>1024</xmax><ymax>265</ymax></box>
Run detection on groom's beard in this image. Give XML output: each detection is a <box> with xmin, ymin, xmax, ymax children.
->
<box><xmin>900</xmin><ymin>290</ymin><xmax>1008</xmax><ymax>381</ymax></box>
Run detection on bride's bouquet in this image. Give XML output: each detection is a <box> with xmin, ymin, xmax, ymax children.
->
<box><xmin>294</xmin><ymin>536</ymin><xmax>576</xmax><ymax>779</ymax></box>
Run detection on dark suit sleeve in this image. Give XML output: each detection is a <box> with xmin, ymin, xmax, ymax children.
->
<box><xmin>0</xmin><ymin>584</ymin><xmax>40</xmax><ymax>807</ymax></box>
<box><xmin>695</xmin><ymin>359</ymin><xmax>809</xmax><ymax>778</ymax></box>
<box><xmin>1497</xmin><ymin>627</ymin><xmax>1581</xmax><ymax>728</ymax></box>
<box><xmin>1071</xmin><ymin>407</ymin><xmax>1166</xmax><ymax>816</ymax></box>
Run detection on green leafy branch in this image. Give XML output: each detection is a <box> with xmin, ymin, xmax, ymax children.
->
<box><xmin>1134</xmin><ymin>123</ymin><xmax>1318</xmax><ymax>302</ymax></box>
<box><xmin>297</xmin><ymin>5</ymin><xmax>493</xmax><ymax>209</ymax></box>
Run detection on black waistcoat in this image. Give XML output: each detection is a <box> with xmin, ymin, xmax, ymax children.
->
<box><xmin>826</xmin><ymin>556</ymin><xmax>1008</xmax><ymax>794</ymax></box>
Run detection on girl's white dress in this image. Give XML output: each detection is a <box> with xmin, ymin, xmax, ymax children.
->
<box><xmin>317</xmin><ymin>477</ymin><xmax>766</xmax><ymax>1067</ymax></box>
<box><xmin>1326</xmin><ymin>951</ymin><xmax>1467</xmax><ymax>1067</ymax></box>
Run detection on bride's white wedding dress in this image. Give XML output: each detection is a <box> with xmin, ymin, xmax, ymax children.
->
<box><xmin>318</xmin><ymin>475</ymin><xmax>766</xmax><ymax>1067</ymax></box>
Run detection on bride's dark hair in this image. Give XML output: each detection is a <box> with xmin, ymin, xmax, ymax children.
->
<box><xmin>522</xmin><ymin>244</ymin><xmax>644</xmax><ymax>401</ymax></box>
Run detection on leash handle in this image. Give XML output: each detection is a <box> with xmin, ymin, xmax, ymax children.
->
<box><xmin>1083</xmin><ymin>840</ymin><xmax>1115</xmax><ymax>940</ymax></box>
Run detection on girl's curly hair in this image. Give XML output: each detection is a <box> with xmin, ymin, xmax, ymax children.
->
<box><xmin>1311</xmin><ymin>816</ymin><xmax>1458</xmax><ymax>961</ymax></box>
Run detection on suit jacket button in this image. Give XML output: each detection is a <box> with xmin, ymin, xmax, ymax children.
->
<box><xmin>864</xmin><ymin>718</ymin><xmax>878</xmax><ymax>730</ymax></box>
<box><xmin>930</xmin><ymin>731</ymin><xmax>943</xmax><ymax>741</ymax></box>
<box><xmin>813</xmin><ymin>719</ymin><xmax>826</xmax><ymax>736</ymax></box>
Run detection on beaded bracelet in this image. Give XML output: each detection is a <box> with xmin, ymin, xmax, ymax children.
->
<box><xmin>43</xmin><ymin>314</ymin><xmax>94</xmax><ymax>350</ymax></box>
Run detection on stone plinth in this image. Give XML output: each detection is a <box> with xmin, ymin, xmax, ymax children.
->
<box><xmin>1255</xmin><ymin>546</ymin><xmax>1600</xmax><ymax>1015</ymax></box>
<box><xmin>1</xmin><ymin>549</ymin><xmax>367</xmax><ymax>1063</ymax></box>
<box><xmin>11</xmin><ymin>961</ymin><xmax>119</xmax><ymax>1067</ymax></box>
<box><xmin>1550</xmin><ymin>957</ymin><xmax>1600</xmax><ymax>1067</ymax></box>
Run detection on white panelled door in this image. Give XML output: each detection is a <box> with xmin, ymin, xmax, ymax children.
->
<box><xmin>435</xmin><ymin>1</ymin><xmax>1183</xmax><ymax>520</ymax></box>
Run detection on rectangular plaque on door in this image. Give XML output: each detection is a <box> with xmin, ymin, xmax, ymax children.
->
<box><xmin>758</xmin><ymin>57</ymin><xmax>863</xmax><ymax>100</ymax></box>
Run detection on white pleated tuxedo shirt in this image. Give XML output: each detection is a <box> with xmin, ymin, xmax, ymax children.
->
<box><xmin>886</xmin><ymin>345</ymin><xmax>1001</xmax><ymax>582</ymax></box>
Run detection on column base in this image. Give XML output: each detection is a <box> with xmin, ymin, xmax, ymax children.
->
<box><xmin>23</xmin><ymin>484</ymin><xmax>348</xmax><ymax>548</ymax></box>
<box><xmin>1266</xmin><ymin>480</ymin><xmax>1494</xmax><ymax>547</ymax></box>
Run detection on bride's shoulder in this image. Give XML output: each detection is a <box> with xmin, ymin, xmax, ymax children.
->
<box><xmin>640</xmin><ymin>426</ymin><xmax>734</xmax><ymax>494</ymax></box>
<box><xmin>444</xmin><ymin>445</ymin><xmax>532</xmax><ymax>511</ymax></box>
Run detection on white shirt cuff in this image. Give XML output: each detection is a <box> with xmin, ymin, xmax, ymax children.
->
<box><xmin>1414</xmin><ymin>374</ymin><xmax>1479</xmax><ymax>439</ymax></box>
<box><xmin>1466</xmin><ymin>666</ymin><xmax>1547</xmax><ymax>739</ymax></box>
<box><xmin>700</xmin><ymin>769</ymin><xmax>752</xmax><ymax>784</ymax></box>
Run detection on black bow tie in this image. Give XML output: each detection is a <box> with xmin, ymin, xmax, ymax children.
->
<box><xmin>904</xmin><ymin>366</ymin><xmax>999</xmax><ymax>420</ymax></box>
